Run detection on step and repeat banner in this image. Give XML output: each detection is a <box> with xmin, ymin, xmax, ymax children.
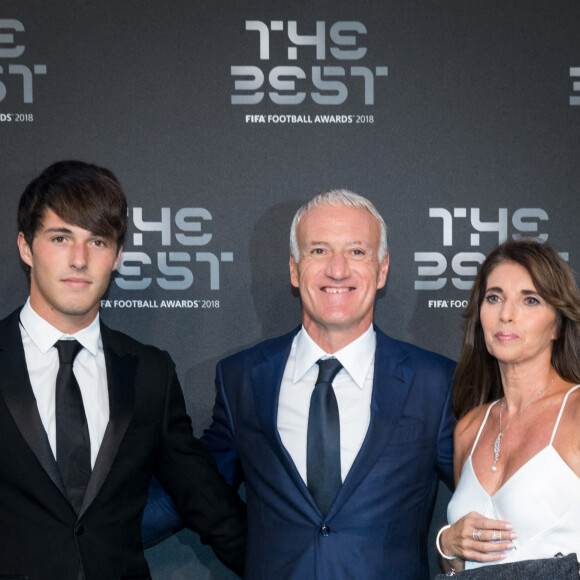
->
<box><xmin>1</xmin><ymin>1</ymin><xmax>579</xmax><ymax>578</ymax></box>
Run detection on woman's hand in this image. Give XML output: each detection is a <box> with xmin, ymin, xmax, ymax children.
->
<box><xmin>440</xmin><ymin>512</ymin><xmax>517</xmax><ymax>567</ymax></box>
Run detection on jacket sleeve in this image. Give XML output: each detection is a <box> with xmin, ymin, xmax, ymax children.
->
<box><xmin>140</xmin><ymin>476</ymin><xmax>183</xmax><ymax>548</ymax></box>
<box><xmin>201</xmin><ymin>360</ymin><xmax>245</xmax><ymax>489</ymax></box>
<box><xmin>153</xmin><ymin>353</ymin><xmax>247</xmax><ymax>576</ymax></box>
<box><xmin>435</xmin><ymin>357</ymin><xmax>456</xmax><ymax>491</ymax></box>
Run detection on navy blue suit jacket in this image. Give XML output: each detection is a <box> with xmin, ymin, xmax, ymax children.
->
<box><xmin>201</xmin><ymin>325</ymin><xmax>455</xmax><ymax>580</ymax></box>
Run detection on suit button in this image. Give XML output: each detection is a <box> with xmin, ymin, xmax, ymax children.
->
<box><xmin>319</xmin><ymin>526</ymin><xmax>330</xmax><ymax>536</ymax></box>
<box><xmin>75</xmin><ymin>524</ymin><xmax>85</xmax><ymax>535</ymax></box>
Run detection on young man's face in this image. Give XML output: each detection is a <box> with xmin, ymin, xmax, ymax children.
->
<box><xmin>18</xmin><ymin>208</ymin><xmax>122</xmax><ymax>333</ymax></box>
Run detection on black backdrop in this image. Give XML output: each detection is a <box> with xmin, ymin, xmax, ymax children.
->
<box><xmin>1</xmin><ymin>2</ymin><xmax>579</xmax><ymax>577</ymax></box>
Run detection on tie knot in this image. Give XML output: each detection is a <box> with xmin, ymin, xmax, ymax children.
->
<box><xmin>316</xmin><ymin>358</ymin><xmax>343</xmax><ymax>385</ymax></box>
<box><xmin>55</xmin><ymin>339</ymin><xmax>83</xmax><ymax>366</ymax></box>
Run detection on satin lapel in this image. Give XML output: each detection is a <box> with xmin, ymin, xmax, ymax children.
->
<box><xmin>79</xmin><ymin>325</ymin><xmax>136</xmax><ymax>516</ymax></box>
<box><xmin>252</xmin><ymin>330</ymin><xmax>314</xmax><ymax>504</ymax></box>
<box><xmin>0</xmin><ymin>310</ymin><xmax>67</xmax><ymax>498</ymax></box>
<box><xmin>329</xmin><ymin>329</ymin><xmax>414</xmax><ymax>515</ymax></box>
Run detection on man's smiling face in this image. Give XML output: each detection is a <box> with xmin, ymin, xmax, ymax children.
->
<box><xmin>289</xmin><ymin>203</ymin><xmax>389</xmax><ymax>350</ymax></box>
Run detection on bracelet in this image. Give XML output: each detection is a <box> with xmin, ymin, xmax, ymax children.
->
<box><xmin>436</xmin><ymin>524</ymin><xmax>456</xmax><ymax>560</ymax></box>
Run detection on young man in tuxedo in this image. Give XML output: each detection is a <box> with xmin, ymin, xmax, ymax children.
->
<box><xmin>0</xmin><ymin>160</ymin><xmax>246</xmax><ymax>580</ymax></box>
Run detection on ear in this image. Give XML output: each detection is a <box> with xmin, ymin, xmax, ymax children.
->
<box><xmin>377</xmin><ymin>251</ymin><xmax>390</xmax><ymax>289</ymax></box>
<box><xmin>113</xmin><ymin>246</ymin><xmax>123</xmax><ymax>271</ymax></box>
<box><xmin>289</xmin><ymin>253</ymin><xmax>299</xmax><ymax>288</ymax></box>
<box><xmin>17</xmin><ymin>232</ymin><xmax>33</xmax><ymax>268</ymax></box>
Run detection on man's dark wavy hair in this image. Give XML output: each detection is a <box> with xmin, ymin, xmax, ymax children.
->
<box><xmin>18</xmin><ymin>160</ymin><xmax>128</xmax><ymax>270</ymax></box>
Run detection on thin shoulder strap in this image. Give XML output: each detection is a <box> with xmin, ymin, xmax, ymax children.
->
<box><xmin>470</xmin><ymin>400</ymin><xmax>501</xmax><ymax>456</ymax></box>
<box><xmin>550</xmin><ymin>384</ymin><xmax>580</xmax><ymax>445</ymax></box>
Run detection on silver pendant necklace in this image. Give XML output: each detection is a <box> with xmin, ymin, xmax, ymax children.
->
<box><xmin>491</xmin><ymin>375</ymin><xmax>555</xmax><ymax>472</ymax></box>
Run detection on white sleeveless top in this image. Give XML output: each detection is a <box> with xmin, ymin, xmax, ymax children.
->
<box><xmin>447</xmin><ymin>385</ymin><xmax>580</xmax><ymax>569</ymax></box>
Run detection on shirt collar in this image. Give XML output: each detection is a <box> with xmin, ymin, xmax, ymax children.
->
<box><xmin>20</xmin><ymin>298</ymin><xmax>102</xmax><ymax>356</ymax></box>
<box><xmin>294</xmin><ymin>324</ymin><xmax>376</xmax><ymax>389</ymax></box>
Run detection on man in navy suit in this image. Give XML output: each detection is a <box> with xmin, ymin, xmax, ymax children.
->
<box><xmin>0</xmin><ymin>161</ymin><xmax>246</xmax><ymax>580</ymax></box>
<box><xmin>204</xmin><ymin>190</ymin><xmax>455</xmax><ymax>579</ymax></box>
<box><xmin>146</xmin><ymin>189</ymin><xmax>455</xmax><ymax>579</ymax></box>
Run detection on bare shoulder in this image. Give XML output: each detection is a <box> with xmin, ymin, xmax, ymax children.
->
<box><xmin>455</xmin><ymin>405</ymin><xmax>490</xmax><ymax>446</ymax></box>
<box><xmin>563</xmin><ymin>385</ymin><xmax>580</xmax><ymax>433</ymax></box>
<box><xmin>454</xmin><ymin>404</ymin><xmax>492</xmax><ymax>471</ymax></box>
<box><xmin>565</xmin><ymin>383</ymin><xmax>580</xmax><ymax>409</ymax></box>
<box><xmin>554</xmin><ymin>383</ymin><xmax>580</xmax><ymax>477</ymax></box>
<box><xmin>558</xmin><ymin>383</ymin><xmax>580</xmax><ymax>426</ymax></box>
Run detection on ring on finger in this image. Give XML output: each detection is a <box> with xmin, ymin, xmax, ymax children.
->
<box><xmin>472</xmin><ymin>529</ymin><xmax>482</xmax><ymax>541</ymax></box>
<box><xmin>492</xmin><ymin>530</ymin><xmax>501</xmax><ymax>541</ymax></box>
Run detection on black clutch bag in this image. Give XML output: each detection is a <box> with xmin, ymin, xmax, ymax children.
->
<box><xmin>435</xmin><ymin>552</ymin><xmax>579</xmax><ymax>579</ymax></box>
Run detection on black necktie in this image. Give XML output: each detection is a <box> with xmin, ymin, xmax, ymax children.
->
<box><xmin>307</xmin><ymin>357</ymin><xmax>343</xmax><ymax>516</ymax></box>
<box><xmin>55</xmin><ymin>339</ymin><xmax>91</xmax><ymax>513</ymax></box>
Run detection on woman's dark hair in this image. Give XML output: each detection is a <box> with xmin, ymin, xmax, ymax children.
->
<box><xmin>453</xmin><ymin>239</ymin><xmax>580</xmax><ymax>419</ymax></box>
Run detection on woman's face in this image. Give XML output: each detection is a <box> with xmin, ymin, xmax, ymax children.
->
<box><xmin>479</xmin><ymin>261</ymin><xmax>558</xmax><ymax>368</ymax></box>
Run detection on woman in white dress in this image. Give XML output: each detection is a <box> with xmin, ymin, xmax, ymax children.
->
<box><xmin>436</xmin><ymin>239</ymin><xmax>580</xmax><ymax>573</ymax></box>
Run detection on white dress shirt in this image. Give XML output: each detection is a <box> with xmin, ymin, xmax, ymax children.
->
<box><xmin>277</xmin><ymin>325</ymin><xmax>376</xmax><ymax>484</ymax></box>
<box><xmin>19</xmin><ymin>299</ymin><xmax>110</xmax><ymax>468</ymax></box>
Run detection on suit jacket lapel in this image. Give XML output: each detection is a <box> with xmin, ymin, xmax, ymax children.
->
<box><xmin>329</xmin><ymin>327</ymin><xmax>414</xmax><ymax>514</ymax></box>
<box><xmin>0</xmin><ymin>309</ymin><xmax>67</xmax><ymax>499</ymax></box>
<box><xmin>79</xmin><ymin>323</ymin><xmax>136</xmax><ymax>515</ymax></box>
<box><xmin>252</xmin><ymin>328</ymin><xmax>315</xmax><ymax>506</ymax></box>
<box><xmin>0</xmin><ymin>310</ymin><xmax>137</xmax><ymax>516</ymax></box>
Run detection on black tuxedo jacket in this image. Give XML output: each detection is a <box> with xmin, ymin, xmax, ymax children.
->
<box><xmin>0</xmin><ymin>308</ymin><xmax>246</xmax><ymax>580</ymax></box>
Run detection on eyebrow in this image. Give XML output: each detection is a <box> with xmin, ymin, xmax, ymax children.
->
<box><xmin>485</xmin><ymin>286</ymin><xmax>539</xmax><ymax>295</ymax></box>
<box><xmin>42</xmin><ymin>227</ymin><xmax>111</xmax><ymax>242</ymax></box>
<box><xmin>306</xmin><ymin>240</ymin><xmax>373</xmax><ymax>248</ymax></box>
<box><xmin>42</xmin><ymin>227</ymin><xmax>74</xmax><ymax>235</ymax></box>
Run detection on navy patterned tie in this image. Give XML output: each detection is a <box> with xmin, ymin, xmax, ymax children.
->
<box><xmin>307</xmin><ymin>358</ymin><xmax>343</xmax><ymax>516</ymax></box>
<box><xmin>55</xmin><ymin>339</ymin><xmax>91</xmax><ymax>513</ymax></box>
